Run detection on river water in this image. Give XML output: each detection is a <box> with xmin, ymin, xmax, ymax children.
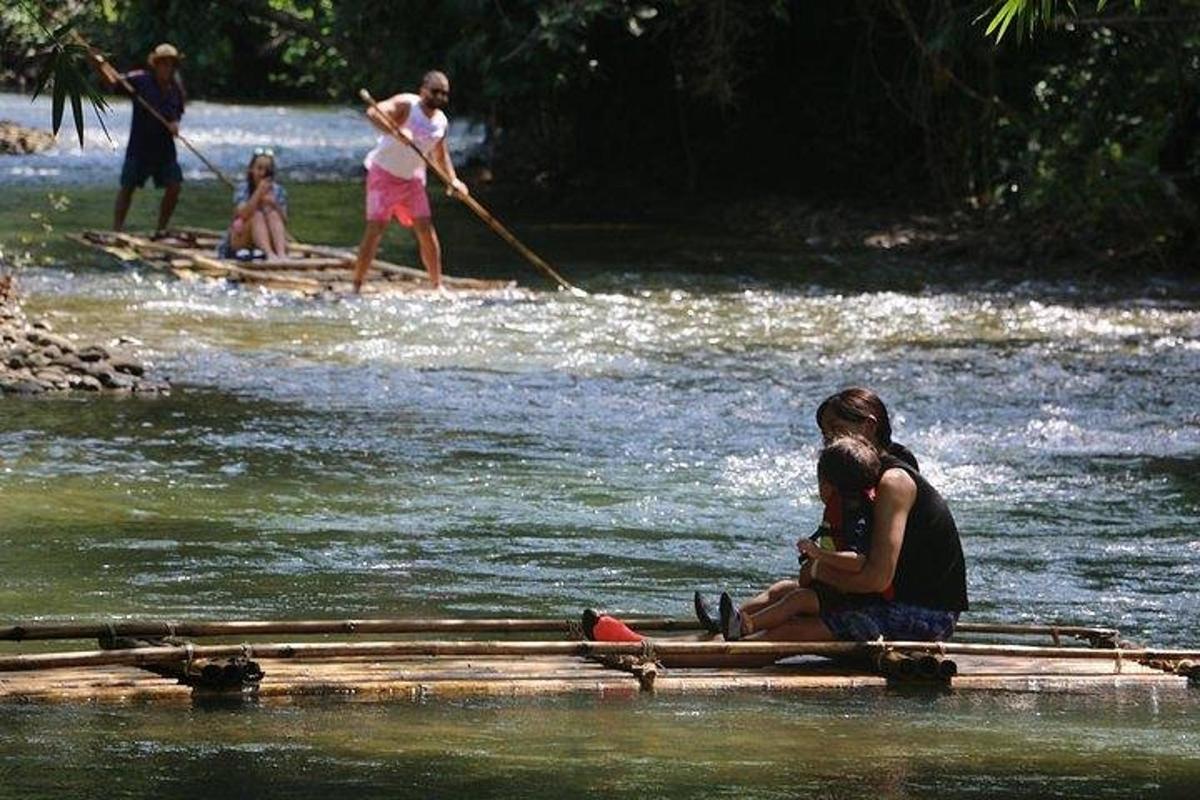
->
<box><xmin>0</xmin><ymin>92</ymin><xmax>485</xmax><ymax>183</ymax></box>
<box><xmin>1</xmin><ymin>94</ymin><xmax>1199</xmax><ymax>797</ymax></box>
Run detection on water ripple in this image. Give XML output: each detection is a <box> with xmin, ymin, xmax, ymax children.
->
<box><xmin>3</xmin><ymin>254</ymin><xmax>1199</xmax><ymax>645</ymax></box>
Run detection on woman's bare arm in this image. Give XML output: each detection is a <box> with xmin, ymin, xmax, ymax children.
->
<box><xmin>814</xmin><ymin>469</ymin><xmax>915</xmax><ymax>594</ymax></box>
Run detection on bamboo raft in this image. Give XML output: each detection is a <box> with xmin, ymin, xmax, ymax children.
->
<box><xmin>1</xmin><ymin>617</ymin><xmax>1195</xmax><ymax>704</ymax></box>
<box><xmin>71</xmin><ymin>228</ymin><xmax>518</xmax><ymax>297</ymax></box>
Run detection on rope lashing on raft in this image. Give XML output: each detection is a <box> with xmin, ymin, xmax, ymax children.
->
<box><xmin>93</xmin><ymin>629</ymin><xmax>263</xmax><ymax>690</ymax></box>
<box><xmin>634</xmin><ymin>639</ymin><xmax>660</xmax><ymax>691</ymax></box>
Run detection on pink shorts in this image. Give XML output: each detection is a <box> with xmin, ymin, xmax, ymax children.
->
<box><xmin>366</xmin><ymin>165</ymin><xmax>430</xmax><ymax>226</ymax></box>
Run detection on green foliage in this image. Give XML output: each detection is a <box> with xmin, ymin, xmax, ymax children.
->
<box><xmin>982</xmin><ymin>0</ymin><xmax>1144</xmax><ymax>42</ymax></box>
<box><xmin>4</xmin><ymin>0</ymin><xmax>1200</xmax><ymax>264</ymax></box>
<box><xmin>990</xmin><ymin>16</ymin><xmax>1199</xmax><ymax>257</ymax></box>
<box><xmin>13</xmin><ymin>0</ymin><xmax>111</xmax><ymax>146</ymax></box>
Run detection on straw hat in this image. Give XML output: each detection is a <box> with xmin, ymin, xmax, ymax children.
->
<box><xmin>147</xmin><ymin>43</ymin><xmax>181</xmax><ymax>66</ymax></box>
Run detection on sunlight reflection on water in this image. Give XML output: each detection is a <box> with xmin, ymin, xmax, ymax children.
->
<box><xmin>0</xmin><ymin>92</ymin><xmax>486</xmax><ymax>184</ymax></box>
<box><xmin>3</xmin><ymin>264</ymin><xmax>1197</xmax><ymax>645</ymax></box>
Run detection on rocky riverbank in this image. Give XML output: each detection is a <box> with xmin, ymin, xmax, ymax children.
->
<box><xmin>0</xmin><ymin>120</ymin><xmax>54</xmax><ymax>155</ymax></box>
<box><xmin>0</xmin><ymin>275</ymin><xmax>169</xmax><ymax>396</ymax></box>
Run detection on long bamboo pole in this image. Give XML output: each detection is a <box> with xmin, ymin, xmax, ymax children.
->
<box><xmin>956</xmin><ymin>622</ymin><xmax>1119</xmax><ymax>638</ymax></box>
<box><xmin>2</xmin><ymin>639</ymin><xmax>1198</xmax><ymax>674</ymax></box>
<box><xmin>76</xmin><ymin>34</ymin><xmax>236</xmax><ymax>190</ymax></box>
<box><xmin>1</xmin><ymin>640</ymin><xmax>844</xmax><ymax>672</ymax></box>
<box><xmin>0</xmin><ymin>617</ymin><xmax>696</xmax><ymax>642</ymax></box>
<box><xmin>359</xmin><ymin>89</ymin><xmax>586</xmax><ymax>296</ymax></box>
<box><xmin>0</xmin><ymin>617</ymin><xmax>1124</xmax><ymax>643</ymax></box>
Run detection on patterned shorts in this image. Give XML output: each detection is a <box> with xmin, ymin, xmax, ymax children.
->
<box><xmin>822</xmin><ymin>601</ymin><xmax>958</xmax><ymax>642</ymax></box>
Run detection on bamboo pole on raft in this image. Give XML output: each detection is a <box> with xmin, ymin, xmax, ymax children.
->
<box><xmin>0</xmin><ymin>617</ymin><xmax>1123</xmax><ymax>643</ymax></box>
<box><xmin>3</xmin><ymin>639</ymin><xmax>1199</xmax><ymax>674</ymax></box>
<box><xmin>0</xmin><ymin>617</ymin><xmax>697</xmax><ymax>642</ymax></box>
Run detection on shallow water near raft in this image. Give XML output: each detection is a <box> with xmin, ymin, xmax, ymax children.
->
<box><xmin>1</xmin><ymin>690</ymin><xmax>1198</xmax><ymax>799</ymax></box>
<box><xmin>2</xmin><ymin>95</ymin><xmax>1199</xmax><ymax>796</ymax></box>
<box><xmin>3</xmin><ymin>261</ymin><xmax>1197</xmax><ymax>638</ymax></box>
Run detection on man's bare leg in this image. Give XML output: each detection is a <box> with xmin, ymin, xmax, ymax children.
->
<box><xmin>113</xmin><ymin>186</ymin><xmax>135</xmax><ymax>231</ymax></box>
<box><xmin>412</xmin><ymin>217</ymin><xmax>442</xmax><ymax>289</ymax></box>
<box><xmin>353</xmin><ymin>219</ymin><xmax>389</xmax><ymax>293</ymax></box>
<box><xmin>156</xmin><ymin>182</ymin><xmax>181</xmax><ymax>232</ymax></box>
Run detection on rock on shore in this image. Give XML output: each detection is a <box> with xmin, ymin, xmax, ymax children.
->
<box><xmin>0</xmin><ymin>275</ymin><xmax>169</xmax><ymax>396</ymax></box>
<box><xmin>0</xmin><ymin>120</ymin><xmax>55</xmax><ymax>155</ymax></box>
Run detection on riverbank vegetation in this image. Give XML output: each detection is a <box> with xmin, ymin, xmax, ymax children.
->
<box><xmin>3</xmin><ymin>1</ymin><xmax>1198</xmax><ymax>270</ymax></box>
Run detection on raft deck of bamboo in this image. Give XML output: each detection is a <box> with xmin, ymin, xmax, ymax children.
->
<box><xmin>71</xmin><ymin>228</ymin><xmax>517</xmax><ymax>297</ymax></box>
<box><xmin>0</xmin><ymin>617</ymin><xmax>1194</xmax><ymax>704</ymax></box>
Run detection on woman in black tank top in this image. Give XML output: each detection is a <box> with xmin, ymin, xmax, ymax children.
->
<box><xmin>707</xmin><ymin>388</ymin><xmax>968</xmax><ymax>642</ymax></box>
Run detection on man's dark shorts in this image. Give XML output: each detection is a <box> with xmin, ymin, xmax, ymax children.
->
<box><xmin>822</xmin><ymin>600</ymin><xmax>958</xmax><ymax>642</ymax></box>
<box><xmin>120</xmin><ymin>155</ymin><xmax>183</xmax><ymax>189</ymax></box>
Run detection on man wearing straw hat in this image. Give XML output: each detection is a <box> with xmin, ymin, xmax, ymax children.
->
<box><xmin>90</xmin><ymin>43</ymin><xmax>186</xmax><ymax>234</ymax></box>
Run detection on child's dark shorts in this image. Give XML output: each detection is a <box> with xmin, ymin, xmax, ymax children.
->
<box><xmin>822</xmin><ymin>600</ymin><xmax>958</xmax><ymax>642</ymax></box>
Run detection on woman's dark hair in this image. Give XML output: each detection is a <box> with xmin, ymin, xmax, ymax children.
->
<box><xmin>816</xmin><ymin>387</ymin><xmax>894</xmax><ymax>448</ymax></box>
<box><xmin>245</xmin><ymin>152</ymin><xmax>275</xmax><ymax>192</ymax></box>
<box><xmin>818</xmin><ymin>435</ymin><xmax>881</xmax><ymax>494</ymax></box>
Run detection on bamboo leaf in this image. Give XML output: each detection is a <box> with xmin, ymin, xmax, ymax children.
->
<box><xmin>70</xmin><ymin>90</ymin><xmax>84</xmax><ymax>147</ymax></box>
<box><xmin>996</xmin><ymin>11</ymin><xmax>1016</xmax><ymax>42</ymax></box>
<box><xmin>51</xmin><ymin>62</ymin><xmax>66</xmax><ymax>135</ymax></box>
<box><xmin>983</xmin><ymin>3</ymin><xmax>1005</xmax><ymax>35</ymax></box>
<box><xmin>90</xmin><ymin>102</ymin><xmax>112</xmax><ymax>142</ymax></box>
<box><xmin>30</xmin><ymin>61</ymin><xmax>53</xmax><ymax>101</ymax></box>
<box><xmin>987</xmin><ymin>1</ymin><xmax>1022</xmax><ymax>42</ymax></box>
<box><xmin>30</xmin><ymin>41</ymin><xmax>64</xmax><ymax>102</ymax></box>
<box><xmin>65</xmin><ymin>44</ymin><xmax>113</xmax><ymax>146</ymax></box>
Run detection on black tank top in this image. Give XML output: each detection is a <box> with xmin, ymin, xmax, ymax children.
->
<box><xmin>887</xmin><ymin>442</ymin><xmax>919</xmax><ymax>472</ymax></box>
<box><xmin>881</xmin><ymin>455</ymin><xmax>968</xmax><ymax>612</ymax></box>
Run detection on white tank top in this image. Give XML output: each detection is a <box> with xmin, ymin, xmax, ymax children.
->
<box><xmin>364</xmin><ymin>93</ymin><xmax>448</xmax><ymax>180</ymax></box>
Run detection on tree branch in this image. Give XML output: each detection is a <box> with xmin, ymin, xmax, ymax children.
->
<box><xmin>224</xmin><ymin>0</ymin><xmax>324</xmax><ymax>39</ymax></box>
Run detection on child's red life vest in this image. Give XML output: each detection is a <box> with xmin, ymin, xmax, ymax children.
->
<box><xmin>819</xmin><ymin>487</ymin><xmax>893</xmax><ymax>601</ymax></box>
